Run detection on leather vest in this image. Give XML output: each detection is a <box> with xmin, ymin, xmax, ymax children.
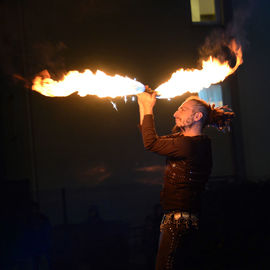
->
<box><xmin>161</xmin><ymin>157</ymin><xmax>211</xmax><ymax>212</ymax></box>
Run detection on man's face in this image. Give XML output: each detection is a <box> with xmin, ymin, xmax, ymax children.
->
<box><xmin>173</xmin><ymin>100</ymin><xmax>196</xmax><ymax>128</ymax></box>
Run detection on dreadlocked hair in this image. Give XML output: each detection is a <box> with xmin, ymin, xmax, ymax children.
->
<box><xmin>184</xmin><ymin>96</ymin><xmax>235</xmax><ymax>132</ymax></box>
<box><xmin>208</xmin><ymin>103</ymin><xmax>235</xmax><ymax>131</ymax></box>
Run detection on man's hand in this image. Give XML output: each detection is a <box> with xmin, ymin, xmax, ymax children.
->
<box><xmin>137</xmin><ymin>86</ymin><xmax>157</xmax><ymax>124</ymax></box>
<box><xmin>137</xmin><ymin>87</ymin><xmax>157</xmax><ymax>114</ymax></box>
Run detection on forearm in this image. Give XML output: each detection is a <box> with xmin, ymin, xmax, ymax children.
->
<box><xmin>141</xmin><ymin>115</ymin><xmax>177</xmax><ymax>156</ymax></box>
<box><xmin>141</xmin><ymin>115</ymin><xmax>190</xmax><ymax>157</ymax></box>
<box><xmin>137</xmin><ymin>91</ymin><xmax>156</xmax><ymax>125</ymax></box>
<box><xmin>144</xmin><ymin>107</ymin><xmax>153</xmax><ymax>115</ymax></box>
<box><xmin>139</xmin><ymin>105</ymin><xmax>144</xmax><ymax>125</ymax></box>
<box><xmin>139</xmin><ymin>106</ymin><xmax>153</xmax><ymax>125</ymax></box>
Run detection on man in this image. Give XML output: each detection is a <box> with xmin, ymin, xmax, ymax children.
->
<box><xmin>137</xmin><ymin>90</ymin><xmax>234</xmax><ymax>270</ymax></box>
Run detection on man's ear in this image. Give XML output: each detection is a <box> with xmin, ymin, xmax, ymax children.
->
<box><xmin>194</xmin><ymin>112</ymin><xmax>203</xmax><ymax>122</ymax></box>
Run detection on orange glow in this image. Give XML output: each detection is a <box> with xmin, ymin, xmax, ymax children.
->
<box><xmin>32</xmin><ymin>40</ymin><xmax>242</xmax><ymax>99</ymax></box>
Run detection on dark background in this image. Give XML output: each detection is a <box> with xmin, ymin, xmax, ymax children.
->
<box><xmin>1</xmin><ymin>0</ymin><xmax>270</xmax><ymax>269</ymax></box>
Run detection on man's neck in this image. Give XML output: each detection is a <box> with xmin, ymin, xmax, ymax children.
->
<box><xmin>182</xmin><ymin>125</ymin><xmax>202</xmax><ymax>137</ymax></box>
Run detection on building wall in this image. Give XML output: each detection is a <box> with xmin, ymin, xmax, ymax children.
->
<box><xmin>231</xmin><ymin>0</ymin><xmax>270</xmax><ymax>181</ymax></box>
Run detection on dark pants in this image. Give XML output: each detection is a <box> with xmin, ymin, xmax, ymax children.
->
<box><xmin>155</xmin><ymin>212</ymin><xmax>199</xmax><ymax>270</ymax></box>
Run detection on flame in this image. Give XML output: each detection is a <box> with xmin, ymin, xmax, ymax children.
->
<box><xmin>32</xmin><ymin>69</ymin><xmax>145</xmax><ymax>98</ymax></box>
<box><xmin>155</xmin><ymin>40</ymin><xmax>243</xmax><ymax>98</ymax></box>
<box><xmin>32</xmin><ymin>40</ymin><xmax>242</xmax><ymax>99</ymax></box>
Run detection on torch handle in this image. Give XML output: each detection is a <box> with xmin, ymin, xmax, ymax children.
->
<box><xmin>144</xmin><ymin>85</ymin><xmax>157</xmax><ymax>94</ymax></box>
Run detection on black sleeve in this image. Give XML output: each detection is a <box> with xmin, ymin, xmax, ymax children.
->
<box><xmin>141</xmin><ymin>114</ymin><xmax>195</xmax><ymax>158</ymax></box>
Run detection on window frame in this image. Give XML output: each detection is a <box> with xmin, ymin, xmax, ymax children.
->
<box><xmin>190</xmin><ymin>0</ymin><xmax>224</xmax><ymax>26</ymax></box>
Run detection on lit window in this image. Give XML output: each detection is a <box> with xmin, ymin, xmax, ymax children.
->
<box><xmin>190</xmin><ymin>0</ymin><xmax>222</xmax><ymax>24</ymax></box>
<box><xmin>198</xmin><ymin>84</ymin><xmax>223</xmax><ymax>106</ymax></box>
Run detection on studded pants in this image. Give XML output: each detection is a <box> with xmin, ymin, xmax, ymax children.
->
<box><xmin>155</xmin><ymin>212</ymin><xmax>199</xmax><ymax>270</ymax></box>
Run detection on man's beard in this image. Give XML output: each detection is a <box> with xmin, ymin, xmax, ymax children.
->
<box><xmin>181</xmin><ymin>115</ymin><xmax>194</xmax><ymax>128</ymax></box>
<box><xmin>172</xmin><ymin>115</ymin><xmax>195</xmax><ymax>133</ymax></box>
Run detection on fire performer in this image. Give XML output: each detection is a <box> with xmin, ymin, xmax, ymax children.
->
<box><xmin>137</xmin><ymin>89</ymin><xmax>234</xmax><ymax>270</ymax></box>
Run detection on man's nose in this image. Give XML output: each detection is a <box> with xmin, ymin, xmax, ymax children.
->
<box><xmin>173</xmin><ymin>111</ymin><xmax>177</xmax><ymax>117</ymax></box>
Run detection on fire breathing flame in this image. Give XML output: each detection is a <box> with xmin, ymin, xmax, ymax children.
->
<box><xmin>32</xmin><ymin>41</ymin><xmax>242</xmax><ymax>99</ymax></box>
<box><xmin>155</xmin><ymin>40</ymin><xmax>243</xmax><ymax>98</ymax></box>
<box><xmin>32</xmin><ymin>69</ymin><xmax>145</xmax><ymax>98</ymax></box>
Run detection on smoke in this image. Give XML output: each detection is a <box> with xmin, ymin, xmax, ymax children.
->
<box><xmin>199</xmin><ymin>1</ymin><xmax>254</xmax><ymax>68</ymax></box>
<box><xmin>199</xmin><ymin>31</ymin><xmax>238</xmax><ymax>68</ymax></box>
<box><xmin>11</xmin><ymin>41</ymin><xmax>68</xmax><ymax>89</ymax></box>
<box><xmin>30</xmin><ymin>41</ymin><xmax>68</xmax><ymax>79</ymax></box>
<box><xmin>227</xmin><ymin>0</ymin><xmax>254</xmax><ymax>48</ymax></box>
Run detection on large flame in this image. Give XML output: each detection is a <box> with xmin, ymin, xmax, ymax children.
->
<box><xmin>32</xmin><ymin>69</ymin><xmax>145</xmax><ymax>98</ymax></box>
<box><xmin>32</xmin><ymin>41</ymin><xmax>242</xmax><ymax>99</ymax></box>
<box><xmin>155</xmin><ymin>40</ymin><xmax>243</xmax><ymax>98</ymax></box>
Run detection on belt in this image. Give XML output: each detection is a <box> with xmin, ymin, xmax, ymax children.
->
<box><xmin>160</xmin><ymin>211</ymin><xmax>199</xmax><ymax>230</ymax></box>
<box><xmin>164</xmin><ymin>210</ymin><xmax>199</xmax><ymax>220</ymax></box>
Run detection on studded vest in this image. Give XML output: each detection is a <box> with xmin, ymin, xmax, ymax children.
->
<box><xmin>141</xmin><ymin>115</ymin><xmax>212</xmax><ymax>213</ymax></box>
<box><xmin>161</xmin><ymin>157</ymin><xmax>212</xmax><ymax>212</ymax></box>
